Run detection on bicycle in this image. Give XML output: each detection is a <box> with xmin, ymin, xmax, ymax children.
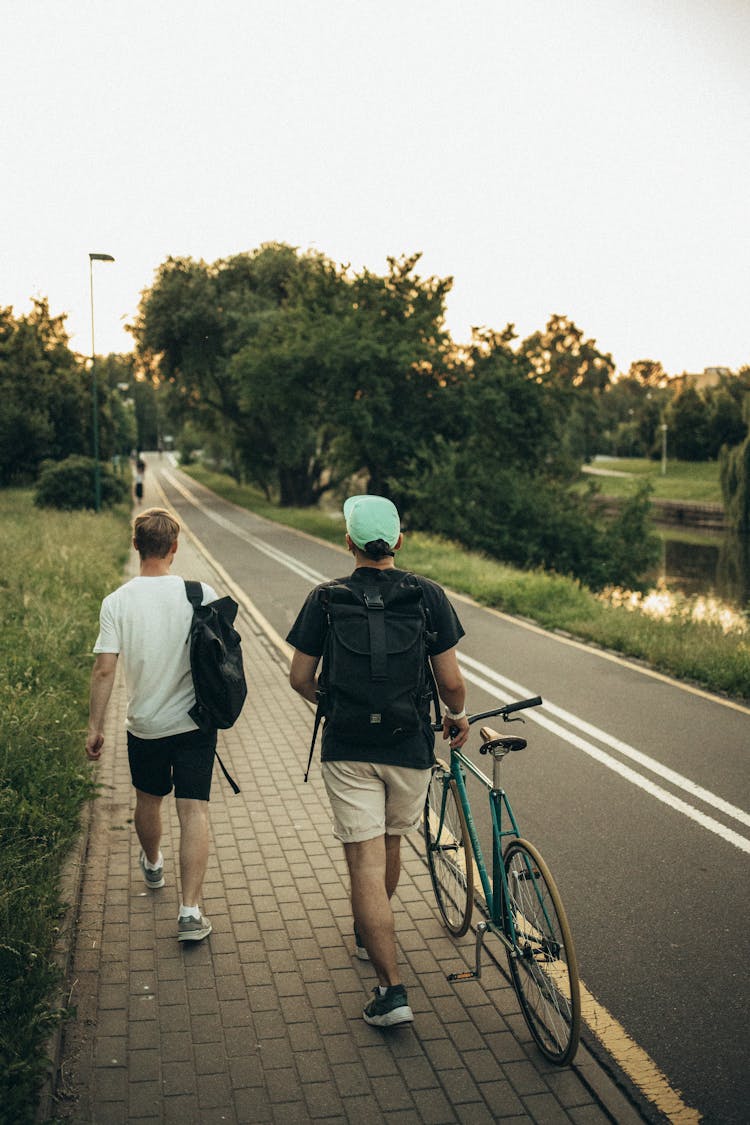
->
<box><xmin>423</xmin><ymin>696</ymin><xmax>581</xmax><ymax>1065</ymax></box>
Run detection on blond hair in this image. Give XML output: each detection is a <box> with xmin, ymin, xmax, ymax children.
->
<box><xmin>133</xmin><ymin>508</ymin><xmax>180</xmax><ymax>559</ymax></box>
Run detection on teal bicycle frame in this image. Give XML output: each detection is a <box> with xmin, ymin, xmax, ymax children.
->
<box><xmin>425</xmin><ymin>695</ymin><xmax>581</xmax><ymax>1065</ymax></box>
<box><xmin>449</xmin><ymin>751</ymin><xmax>519</xmax><ymax>945</ymax></box>
<box><xmin>445</xmin><ymin>743</ymin><xmax>526</xmax><ymax>976</ymax></box>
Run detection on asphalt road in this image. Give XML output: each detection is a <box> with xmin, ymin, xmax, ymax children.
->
<box><xmin>152</xmin><ymin>458</ymin><xmax>750</xmax><ymax>1124</ymax></box>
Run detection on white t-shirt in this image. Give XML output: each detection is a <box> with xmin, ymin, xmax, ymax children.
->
<box><xmin>94</xmin><ymin>574</ymin><xmax>218</xmax><ymax>739</ymax></box>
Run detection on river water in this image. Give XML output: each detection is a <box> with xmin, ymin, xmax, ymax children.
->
<box><xmin>650</xmin><ymin>529</ymin><xmax>750</xmax><ymax>610</ymax></box>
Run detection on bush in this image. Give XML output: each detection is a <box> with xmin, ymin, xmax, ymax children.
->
<box><xmin>33</xmin><ymin>455</ymin><xmax>129</xmax><ymax>511</ymax></box>
<box><xmin>400</xmin><ymin>445</ymin><xmax>660</xmax><ymax>592</ymax></box>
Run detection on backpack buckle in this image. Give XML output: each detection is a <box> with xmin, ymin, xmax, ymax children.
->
<box><xmin>363</xmin><ymin>592</ymin><xmax>384</xmax><ymax>610</ymax></box>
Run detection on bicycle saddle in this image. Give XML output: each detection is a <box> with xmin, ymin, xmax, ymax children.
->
<box><xmin>478</xmin><ymin>727</ymin><xmax>527</xmax><ymax>754</ymax></box>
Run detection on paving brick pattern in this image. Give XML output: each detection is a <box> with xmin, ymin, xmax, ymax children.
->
<box><xmin>54</xmin><ymin>514</ymin><xmax>645</xmax><ymax>1124</ymax></box>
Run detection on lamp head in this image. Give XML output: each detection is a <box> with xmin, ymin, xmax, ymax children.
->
<box><xmin>89</xmin><ymin>252</ymin><xmax>115</xmax><ymax>262</ymax></box>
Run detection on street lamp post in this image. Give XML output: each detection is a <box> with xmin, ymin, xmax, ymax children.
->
<box><xmin>661</xmin><ymin>423</ymin><xmax>668</xmax><ymax>476</ymax></box>
<box><xmin>89</xmin><ymin>252</ymin><xmax>115</xmax><ymax>511</ymax></box>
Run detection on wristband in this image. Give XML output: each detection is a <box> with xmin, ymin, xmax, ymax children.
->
<box><xmin>444</xmin><ymin>707</ymin><xmax>466</xmax><ymax>721</ymax></box>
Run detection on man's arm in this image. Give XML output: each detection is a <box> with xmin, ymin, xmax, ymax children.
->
<box><xmin>289</xmin><ymin>650</ymin><xmax>320</xmax><ymax>705</ymax></box>
<box><xmin>431</xmin><ymin>647</ymin><xmax>470</xmax><ymax>748</ymax></box>
<box><xmin>85</xmin><ymin>653</ymin><xmax>119</xmax><ymax>760</ymax></box>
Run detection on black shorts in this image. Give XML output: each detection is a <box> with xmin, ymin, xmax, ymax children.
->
<box><xmin>127</xmin><ymin>728</ymin><xmax>217</xmax><ymax>801</ymax></box>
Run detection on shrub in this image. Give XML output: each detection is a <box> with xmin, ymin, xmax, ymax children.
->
<box><xmin>34</xmin><ymin>455</ymin><xmax>129</xmax><ymax>511</ymax></box>
<box><xmin>400</xmin><ymin>447</ymin><xmax>660</xmax><ymax>592</ymax></box>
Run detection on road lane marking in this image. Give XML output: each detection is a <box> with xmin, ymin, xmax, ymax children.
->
<box><xmin>160</xmin><ymin>469</ymin><xmax>702</xmax><ymax>1125</ymax></box>
<box><xmin>162</xmin><ymin>470</ymin><xmax>326</xmax><ymax>585</ymax></box>
<box><xmin>457</xmin><ymin>659</ymin><xmax>750</xmax><ymax>854</ymax></box>
<box><xmin>459</xmin><ymin>653</ymin><xmax>750</xmax><ymax>831</ymax></box>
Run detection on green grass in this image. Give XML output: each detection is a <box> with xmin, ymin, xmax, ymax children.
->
<box><xmin>586</xmin><ymin>458</ymin><xmax>722</xmax><ymax>503</ymax></box>
<box><xmin>184</xmin><ymin>465</ymin><xmax>749</xmax><ymax>703</ymax></box>
<box><xmin>0</xmin><ymin>490</ymin><xmax>130</xmax><ymax>1124</ymax></box>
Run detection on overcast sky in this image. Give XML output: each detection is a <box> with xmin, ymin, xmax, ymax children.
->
<box><xmin>3</xmin><ymin>0</ymin><xmax>749</xmax><ymax>375</ymax></box>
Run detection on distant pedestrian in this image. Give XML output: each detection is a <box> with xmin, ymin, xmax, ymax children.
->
<box><xmin>134</xmin><ymin>457</ymin><xmax>145</xmax><ymax>501</ymax></box>
<box><xmin>85</xmin><ymin>507</ymin><xmax>219</xmax><ymax>942</ymax></box>
<box><xmin>287</xmin><ymin>494</ymin><xmax>469</xmax><ymax>1027</ymax></box>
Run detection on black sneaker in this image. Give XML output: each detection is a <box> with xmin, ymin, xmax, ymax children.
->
<box><xmin>353</xmin><ymin>926</ymin><xmax>370</xmax><ymax>962</ymax></box>
<box><xmin>363</xmin><ymin>985</ymin><xmax>414</xmax><ymax>1028</ymax></box>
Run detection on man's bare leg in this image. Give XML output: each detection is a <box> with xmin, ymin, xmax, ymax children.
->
<box><xmin>345</xmin><ymin>836</ymin><xmax>401</xmax><ymax>987</ymax></box>
<box><xmin>385</xmin><ymin>833</ymin><xmax>401</xmax><ymax>899</ymax></box>
<box><xmin>134</xmin><ymin>789</ymin><xmax>163</xmax><ymax>864</ymax></box>
<box><xmin>175</xmin><ymin>797</ymin><xmax>209</xmax><ymax>907</ymax></box>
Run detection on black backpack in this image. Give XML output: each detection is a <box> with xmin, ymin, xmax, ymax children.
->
<box><xmin>304</xmin><ymin>573</ymin><xmax>440</xmax><ymax>781</ymax></box>
<box><xmin>184</xmin><ymin>581</ymin><xmax>247</xmax><ymax>790</ymax></box>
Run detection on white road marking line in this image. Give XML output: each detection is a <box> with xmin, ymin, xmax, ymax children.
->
<box><xmin>458</xmin><ymin>659</ymin><xmax>750</xmax><ymax>854</ymax></box>
<box><xmin>162</xmin><ymin>471</ymin><xmax>325</xmax><ymax>585</ymax></box>
<box><xmin>459</xmin><ymin>652</ymin><xmax>750</xmax><ymax>830</ymax></box>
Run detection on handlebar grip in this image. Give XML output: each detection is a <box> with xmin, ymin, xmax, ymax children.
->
<box><xmin>502</xmin><ymin>695</ymin><xmax>542</xmax><ymax>715</ymax></box>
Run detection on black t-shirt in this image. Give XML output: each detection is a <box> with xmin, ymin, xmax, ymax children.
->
<box><xmin>286</xmin><ymin>567</ymin><xmax>465</xmax><ymax>769</ymax></box>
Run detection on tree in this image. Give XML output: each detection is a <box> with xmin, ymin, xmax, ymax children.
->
<box><xmin>666</xmin><ymin>386</ymin><xmax>711</xmax><ymax>460</ymax></box>
<box><xmin>0</xmin><ymin>300</ymin><xmax>89</xmax><ymax>484</ymax></box>
<box><xmin>320</xmin><ymin>254</ymin><xmax>454</xmax><ymax>498</ymax></box>
<box><xmin>720</xmin><ymin>396</ymin><xmax>750</xmax><ymax>534</ymax></box>
<box><xmin>133</xmin><ymin>243</ymin><xmax>343</xmax><ymax>500</ymax></box>
<box><xmin>519</xmin><ymin>315</ymin><xmax>615</xmax><ymax>460</ymax></box>
<box><xmin>704</xmin><ymin>384</ymin><xmax>747</xmax><ymax>457</ymax></box>
<box><xmin>399</xmin><ymin>329</ymin><xmax>659</xmax><ymax>590</ymax></box>
<box><xmin>598</xmin><ymin>362</ymin><xmax>669</xmax><ymax>458</ymax></box>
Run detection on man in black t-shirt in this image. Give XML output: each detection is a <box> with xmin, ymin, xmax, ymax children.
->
<box><xmin>287</xmin><ymin>495</ymin><xmax>469</xmax><ymax>1028</ymax></box>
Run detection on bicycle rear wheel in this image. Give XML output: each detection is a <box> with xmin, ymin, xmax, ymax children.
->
<box><xmin>503</xmin><ymin>838</ymin><xmax>580</xmax><ymax>1065</ymax></box>
<box><xmin>423</xmin><ymin>762</ymin><xmax>473</xmax><ymax>936</ymax></box>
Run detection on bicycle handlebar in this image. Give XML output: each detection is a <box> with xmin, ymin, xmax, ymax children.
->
<box><xmin>465</xmin><ymin>695</ymin><xmax>542</xmax><ymax>725</ymax></box>
<box><xmin>433</xmin><ymin>695</ymin><xmax>542</xmax><ymax>731</ymax></box>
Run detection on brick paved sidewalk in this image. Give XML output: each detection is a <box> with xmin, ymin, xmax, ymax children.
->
<box><xmin>52</xmin><ymin>520</ymin><xmax>645</xmax><ymax>1124</ymax></box>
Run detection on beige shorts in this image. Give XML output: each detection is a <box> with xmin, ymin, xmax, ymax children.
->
<box><xmin>321</xmin><ymin>760</ymin><xmax>431</xmax><ymax>844</ymax></box>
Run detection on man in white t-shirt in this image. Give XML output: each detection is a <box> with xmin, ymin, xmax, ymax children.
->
<box><xmin>86</xmin><ymin>507</ymin><xmax>217</xmax><ymax>942</ymax></box>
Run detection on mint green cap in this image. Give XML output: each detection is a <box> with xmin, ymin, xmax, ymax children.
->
<box><xmin>343</xmin><ymin>494</ymin><xmax>401</xmax><ymax>550</ymax></box>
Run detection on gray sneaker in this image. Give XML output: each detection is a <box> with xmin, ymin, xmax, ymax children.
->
<box><xmin>363</xmin><ymin>985</ymin><xmax>414</xmax><ymax>1028</ymax></box>
<box><xmin>139</xmin><ymin>850</ymin><xmax>164</xmax><ymax>889</ymax></box>
<box><xmin>178</xmin><ymin>913</ymin><xmax>212</xmax><ymax>942</ymax></box>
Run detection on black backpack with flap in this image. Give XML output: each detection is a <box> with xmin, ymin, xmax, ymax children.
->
<box><xmin>304</xmin><ymin>572</ymin><xmax>440</xmax><ymax>780</ymax></box>
<box><xmin>184</xmin><ymin>580</ymin><xmax>247</xmax><ymax>792</ymax></box>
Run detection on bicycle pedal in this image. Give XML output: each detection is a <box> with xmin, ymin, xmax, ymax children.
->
<box><xmin>448</xmin><ymin>969</ymin><xmax>478</xmax><ymax>982</ymax></box>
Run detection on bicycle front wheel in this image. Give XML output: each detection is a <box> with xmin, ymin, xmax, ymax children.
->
<box><xmin>503</xmin><ymin>838</ymin><xmax>581</xmax><ymax>1065</ymax></box>
<box><xmin>423</xmin><ymin>761</ymin><xmax>473</xmax><ymax>936</ymax></box>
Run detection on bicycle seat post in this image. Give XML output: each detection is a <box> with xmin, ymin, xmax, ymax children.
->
<box><xmin>491</xmin><ymin>746</ymin><xmax>508</xmax><ymax>791</ymax></box>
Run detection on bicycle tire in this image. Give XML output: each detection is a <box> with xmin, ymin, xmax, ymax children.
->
<box><xmin>423</xmin><ymin>761</ymin><xmax>473</xmax><ymax>936</ymax></box>
<box><xmin>503</xmin><ymin>838</ymin><xmax>581</xmax><ymax>1065</ymax></box>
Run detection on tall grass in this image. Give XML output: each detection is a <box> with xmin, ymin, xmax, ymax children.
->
<box><xmin>185</xmin><ymin>465</ymin><xmax>750</xmax><ymax>701</ymax></box>
<box><xmin>0</xmin><ymin>490</ymin><xmax>129</xmax><ymax>1124</ymax></box>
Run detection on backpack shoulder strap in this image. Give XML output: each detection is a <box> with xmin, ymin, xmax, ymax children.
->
<box><xmin>405</xmin><ymin>573</ymin><xmax>443</xmax><ymax>729</ymax></box>
<box><xmin>184</xmin><ymin>579</ymin><xmax>203</xmax><ymax>608</ymax></box>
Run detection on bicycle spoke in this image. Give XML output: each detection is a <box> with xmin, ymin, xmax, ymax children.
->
<box><xmin>424</xmin><ymin>765</ymin><xmax>473</xmax><ymax>936</ymax></box>
<box><xmin>504</xmin><ymin>839</ymin><xmax>580</xmax><ymax>1065</ymax></box>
